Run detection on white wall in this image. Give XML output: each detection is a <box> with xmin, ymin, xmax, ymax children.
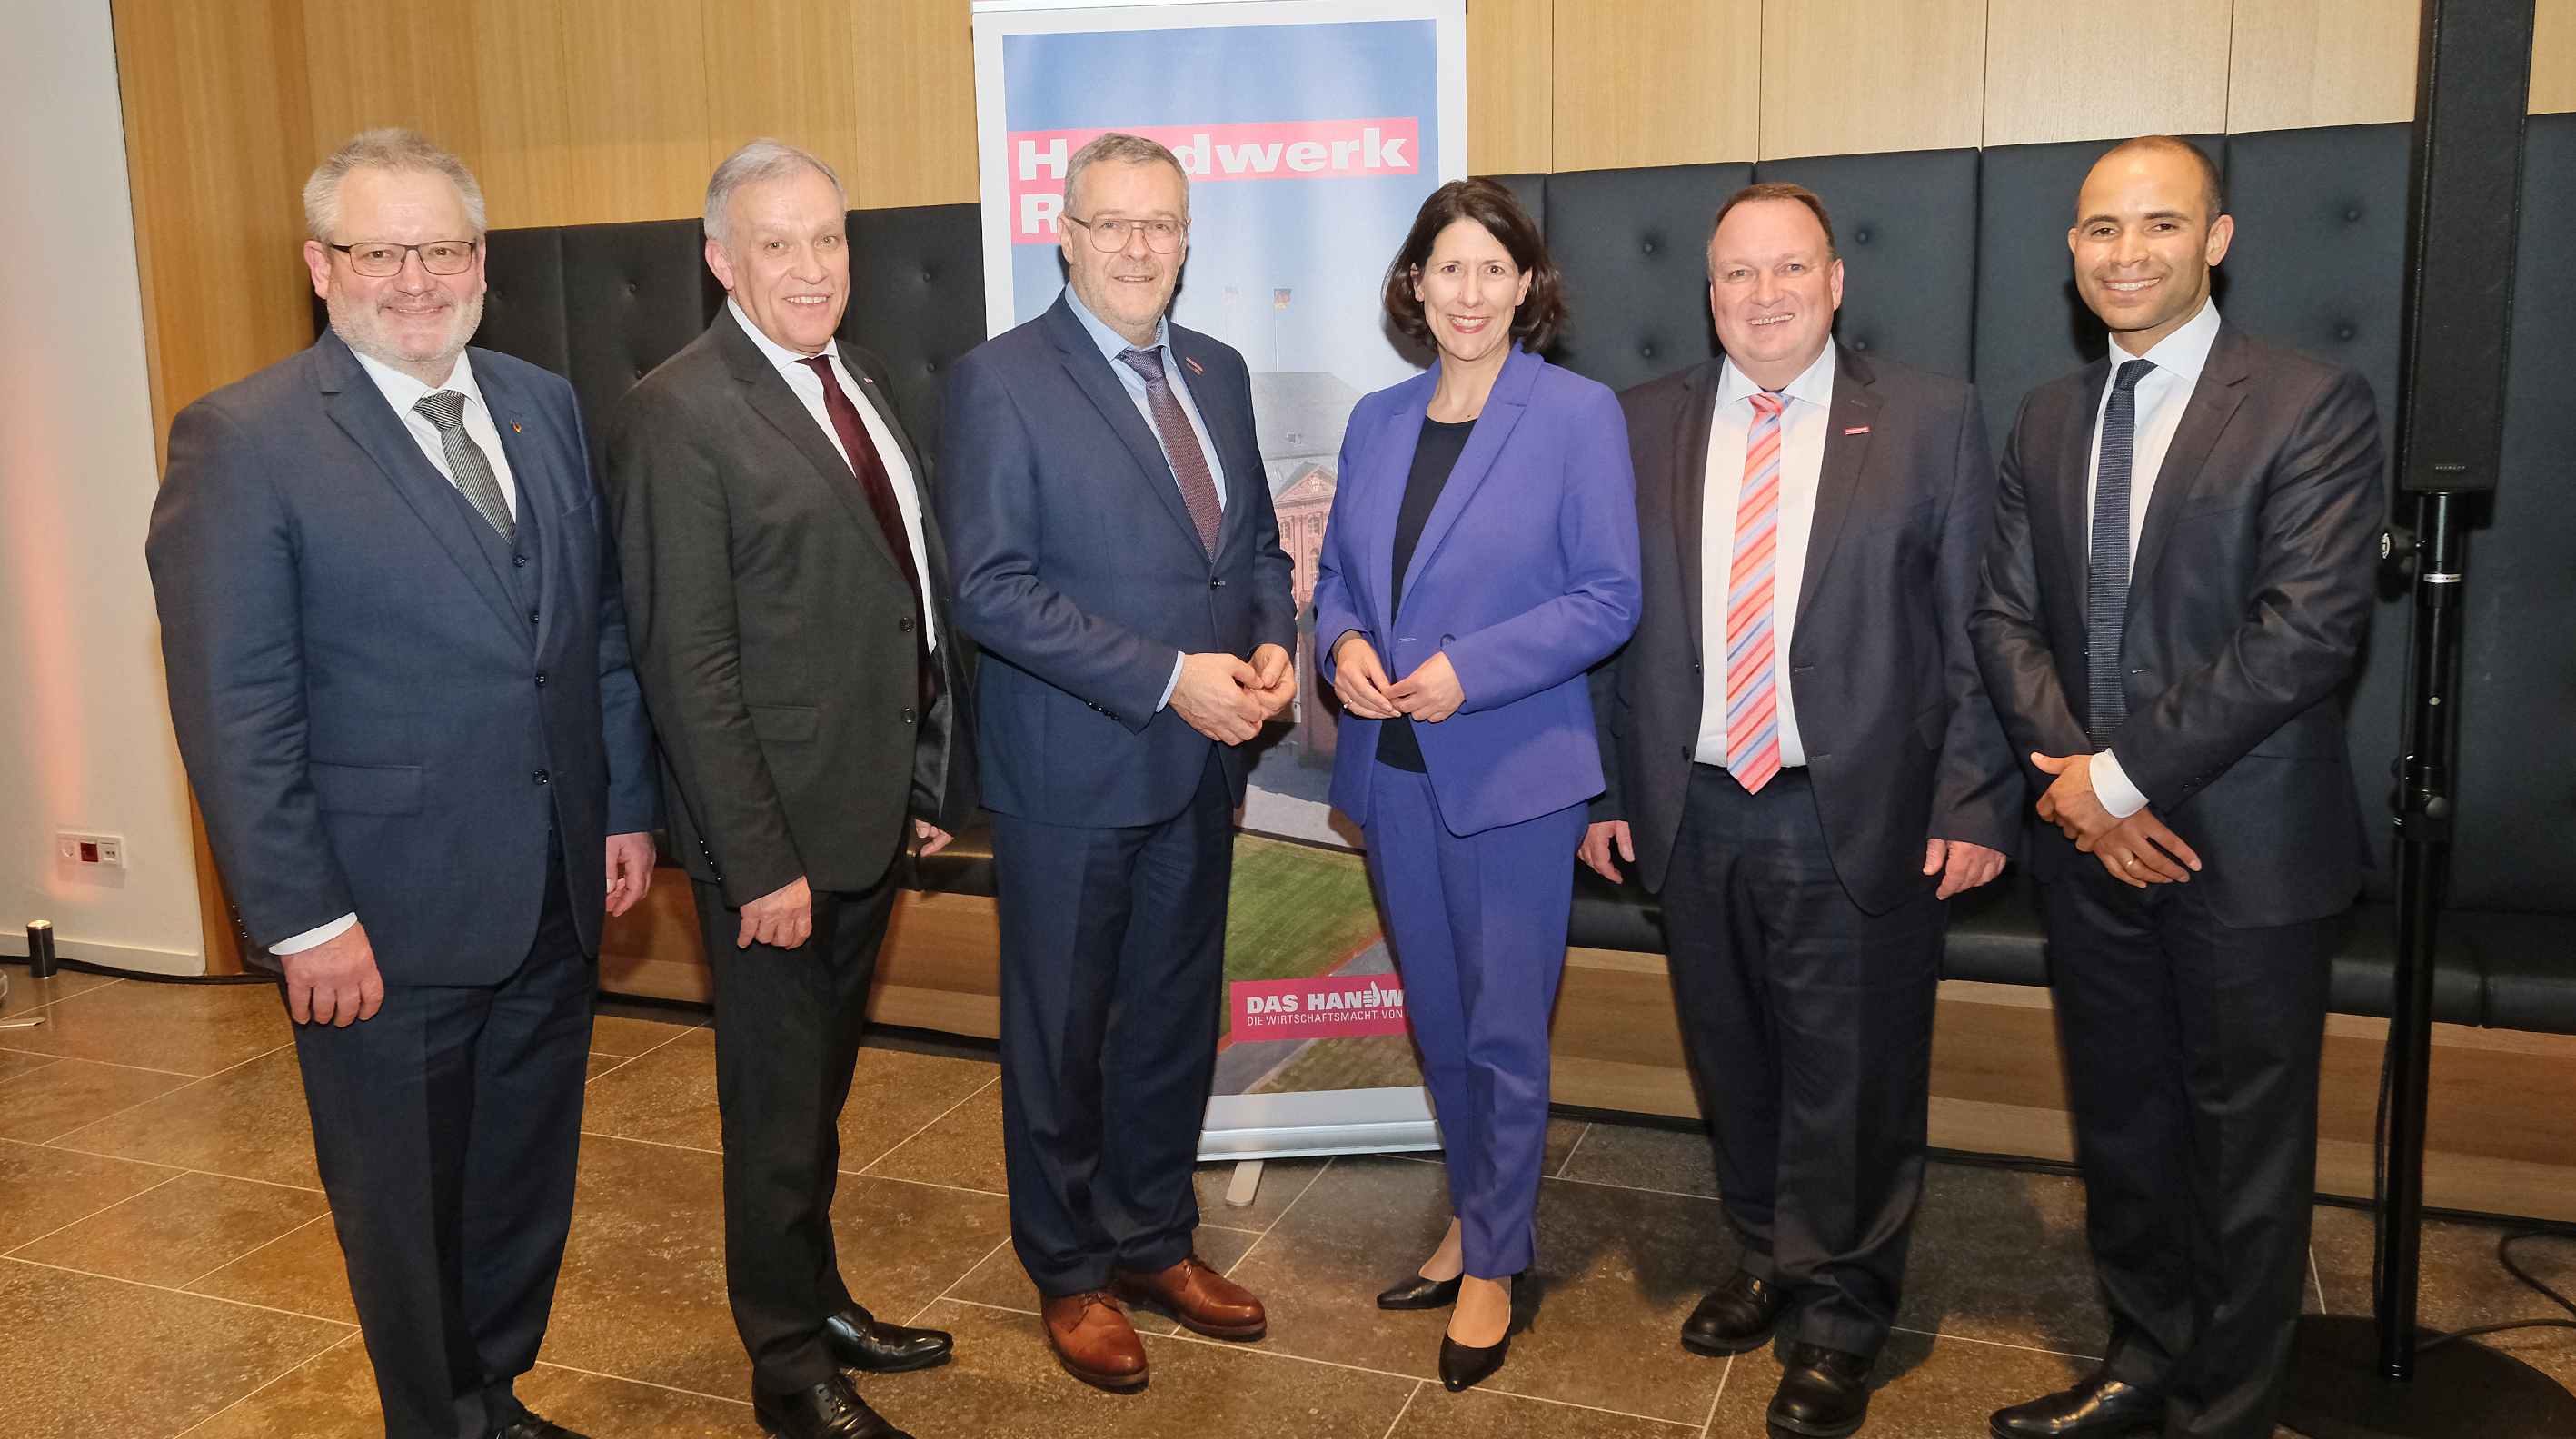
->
<box><xmin>0</xmin><ymin>0</ymin><xmax>206</xmax><ymax>973</ymax></box>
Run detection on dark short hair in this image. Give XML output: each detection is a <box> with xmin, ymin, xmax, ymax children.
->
<box><xmin>2094</xmin><ymin>134</ymin><xmax>2226</xmax><ymax>221</ymax></box>
<box><xmin>1382</xmin><ymin>178</ymin><xmax>1568</xmax><ymax>354</ymax></box>
<box><xmin>1706</xmin><ymin>182</ymin><xmax>1836</xmax><ymax>275</ymax></box>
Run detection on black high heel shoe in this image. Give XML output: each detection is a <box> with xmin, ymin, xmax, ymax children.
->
<box><xmin>1438</xmin><ymin>1329</ymin><xmax>1509</xmax><ymax>1392</ymax></box>
<box><xmin>1376</xmin><ymin>1273</ymin><xmax>1463</xmax><ymax>1310</ymax></box>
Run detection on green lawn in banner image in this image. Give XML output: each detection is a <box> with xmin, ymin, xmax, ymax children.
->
<box><xmin>1221</xmin><ymin>836</ymin><xmax>1383</xmax><ymax>1033</ymax></box>
<box><xmin>1249</xmin><ymin>1031</ymin><xmax>1422</xmax><ymax>1094</ymax></box>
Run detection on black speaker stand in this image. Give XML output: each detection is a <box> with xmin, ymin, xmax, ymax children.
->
<box><xmin>2275</xmin><ymin>493</ymin><xmax>2576</xmax><ymax>1438</ymax></box>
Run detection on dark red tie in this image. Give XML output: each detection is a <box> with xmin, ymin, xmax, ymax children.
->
<box><xmin>797</xmin><ymin>355</ymin><xmax>938</xmax><ymax>711</ymax></box>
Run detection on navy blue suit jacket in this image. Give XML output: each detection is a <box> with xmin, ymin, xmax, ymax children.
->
<box><xmin>1313</xmin><ymin>346</ymin><xmax>1641</xmax><ymax>836</ymax></box>
<box><xmin>938</xmin><ymin>293</ymin><xmax>1296</xmax><ymax>827</ymax></box>
<box><xmin>149</xmin><ymin>332</ymin><xmax>659</xmax><ymax>983</ymax></box>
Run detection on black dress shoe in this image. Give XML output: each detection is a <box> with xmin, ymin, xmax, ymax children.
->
<box><xmin>1377</xmin><ymin>1272</ymin><xmax>1463</xmax><ymax>1310</ymax></box>
<box><xmin>754</xmin><ymin>1374</ymin><xmax>911</xmax><ymax>1439</ymax></box>
<box><xmin>492</xmin><ymin>1414</ymin><xmax>588</xmax><ymax>1439</ymax></box>
<box><xmin>1681</xmin><ymin>1268</ymin><xmax>1792</xmax><ymax>1355</ymax></box>
<box><xmin>1768</xmin><ymin>1343</ymin><xmax>1873</xmax><ymax>1438</ymax></box>
<box><xmin>1438</xmin><ymin>1331</ymin><xmax>1510</xmax><ymax>1392</ymax></box>
<box><xmin>1988</xmin><ymin>1370</ymin><xmax>2163</xmax><ymax>1438</ymax></box>
<box><xmin>824</xmin><ymin>1304</ymin><xmax>954</xmax><ymax>1374</ymax></box>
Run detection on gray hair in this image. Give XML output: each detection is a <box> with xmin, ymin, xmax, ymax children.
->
<box><xmin>1065</xmin><ymin>133</ymin><xmax>1190</xmax><ymax>217</ymax></box>
<box><xmin>303</xmin><ymin>128</ymin><xmax>486</xmax><ymax>242</ymax></box>
<box><xmin>704</xmin><ymin>139</ymin><xmax>848</xmax><ymax>245</ymax></box>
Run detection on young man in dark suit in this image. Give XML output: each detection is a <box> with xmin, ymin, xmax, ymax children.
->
<box><xmin>937</xmin><ymin>133</ymin><xmax>1297</xmax><ymax>1393</ymax></box>
<box><xmin>1972</xmin><ymin>136</ymin><xmax>2383</xmax><ymax>1439</ymax></box>
<box><xmin>606</xmin><ymin>140</ymin><xmax>970</xmax><ymax>1439</ymax></box>
<box><xmin>149</xmin><ymin>129</ymin><xmax>660</xmax><ymax>1439</ymax></box>
<box><xmin>1585</xmin><ymin>183</ymin><xmax>2020</xmax><ymax>1438</ymax></box>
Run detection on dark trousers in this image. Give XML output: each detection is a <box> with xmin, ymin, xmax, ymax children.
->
<box><xmin>694</xmin><ymin>868</ymin><xmax>900</xmax><ymax>1394</ymax></box>
<box><xmin>990</xmin><ymin>748</ymin><xmax>1231</xmax><ymax>1295</ymax></box>
<box><xmin>292</xmin><ymin>852</ymin><xmax>592</xmax><ymax>1439</ymax></box>
<box><xmin>1364</xmin><ymin>763</ymin><xmax>1586</xmax><ymax>1278</ymax></box>
<box><xmin>1659</xmin><ymin>766</ymin><xmax>1944</xmax><ymax>1358</ymax></box>
<box><xmin>2042</xmin><ymin>861</ymin><xmax>2332</xmax><ymax>1439</ymax></box>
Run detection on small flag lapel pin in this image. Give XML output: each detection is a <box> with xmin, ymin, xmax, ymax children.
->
<box><xmin>511</xmin><ymin>421</ymin><xmax>523</xmax><ymax>433</ymax></box>
<box><xmin>1844</xmin><ymin>425</ymin><xmax>1870</xmax><ymax>435</ymax></box>
<box><xmin>1185</xmin><ymin>356</ymin><xmax>1205</xmax><ymax>375</ymax></box>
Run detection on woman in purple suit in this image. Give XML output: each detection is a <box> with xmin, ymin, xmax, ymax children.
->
<box><xmin>1313</xmin><ymin>178</ymin><xmax>1641</xmax><ymax>1393</ymax></box>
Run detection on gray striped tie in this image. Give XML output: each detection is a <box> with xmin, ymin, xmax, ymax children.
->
<box><xmin>2084</xmin><ymin>359</ymin><xmax>2155</xmax><ymax>746</ymax></box>
<box><xmin>413</xmin><ymin>390</ymin><xmax>515</xmax><ymax>543</ymax></box>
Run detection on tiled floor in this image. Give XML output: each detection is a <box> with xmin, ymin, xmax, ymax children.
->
<box><xmin>4</xmin><ymin>960</ymin><xmax>2571</xmax><ymax>1439</ymax></box>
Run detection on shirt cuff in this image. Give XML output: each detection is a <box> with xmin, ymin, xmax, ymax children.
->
<box><xmin>1157</xmin><ymin>651</ymin><xmax>1186</xmax><ymax>712</ymax></box>
<box><xmin>2092</xmin><ymin>749</ymin><xmax>2150</xmax><ymax>819</ymax></box>
<box><xmin>271</xmin><ymin>913</ymin><xmax>358</xmax><ymax>956</ymax></box>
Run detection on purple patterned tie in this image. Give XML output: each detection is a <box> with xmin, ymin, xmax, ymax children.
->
<box><xmin>1118</xmin><ymin>346</ymin><xmax>1223</xmax><ymax>558</ymax></box>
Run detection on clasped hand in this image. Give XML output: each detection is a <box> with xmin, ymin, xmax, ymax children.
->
<box><xmin>1330</xmin><ymin>634</ymin><xmax>1464</xmax><ymax>725</ymax></box>
<box><xmin>2029</xmin><ymin>750</ymin><xmax>2203</xmax><ymax>888</ymax></box>
<box><xmin>1171</xmin><ymin>642</ymin><xmax>1295</xmax><ymax>744</ymax></box>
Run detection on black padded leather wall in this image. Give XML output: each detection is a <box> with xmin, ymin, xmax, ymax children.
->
<box><xmin>1968</xmin><ymin>134</ymin><xmax>2227</xmax><ymax>445</ymax></box>
<box><xmin>838</xmin><ymin>203</ymin><xmax>984</xmax><ymax>466</ymax></box>
<box><xmin>557</xmin><ymin>218</ymin><xmax>726</xmax><ymax>469</ymax></box>
<box><xmin>1754</xmin><ymin>147</ymin><xmax>1980</xmax><ymax>382</ymax></box>
<box><xmin>1540</xmin><ymin>161</ymin><xmax>1752</xmax><ymax>392</ymax></box>
<box><xmin>1489</xmin><ymin>172</ymin><xmax>1547</xmax><ymax>237</ymax></box>
<box><xmin>2454</xmin><ymin>112</ymin><xmax>2576</xmax><ymax>916</ymax></box>
<box><xmin>472</xmin><ymin>227</ymin><xmax>571</xmax><ymax>380</ymax></box>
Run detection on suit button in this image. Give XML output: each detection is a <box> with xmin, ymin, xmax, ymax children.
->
<box><xmin>533</xmin><ymin>770</ymin><xmax>550</xmax><ymax>784</ymax></box>
<box><xmin>535</xmin><ymin>672</ymin><xmax>548</xmax><ymax>686</ymax></box>
<box><xmin>900</xmin><ymin>617</ymin><xmax>914</xmax><ymax>632</ymax></box>
<box><xmin>513</xmin><ymin>554</ymin><xmax>528</xmax><ymax>567</ymax></box>
<box><xmin>902</xmin><ymin>707</ymin><xmax>916</xmax><ymax>724</ymax></box>
<box><xmin>1211</xmin><ymin>577</ymin><xmax>1227</xmax><ymax>589</ymax></box>
<box><xmin>529</xmin><ymin>608</ymin><xmax>541</xmax><ymax>624</ymax></box>
<box><xmin>1441</xmin><ymin>634</ymin><xmax>1456</xmax><ymax>644</ymax></box>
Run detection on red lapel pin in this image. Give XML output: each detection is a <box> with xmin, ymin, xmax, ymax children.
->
<box><xmin>1185</xmin><ymin>357</ymin><xmax>1205</xmax><ymax>375</ymax></box>
<box><xmin>1844</xmin><ymin>426</ymin><xmax>1869</xmax><ymax>435</ymax></box>
<box><xmin>511</xmin><ymin>421</ymin><xmax>523</xmax><ymax>433</ymax></box>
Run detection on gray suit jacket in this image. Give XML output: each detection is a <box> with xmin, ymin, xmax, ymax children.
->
<box><xmin>606</xmin><ymin>307</ymin><xmax>974</xmax><ymax>908</ymax></box>
<box><xmin>1970</xmin><ymin>321</ymin><xmax>2383</xmax><ymax>927</ymax></box>
<box><xmin>1595</xmin><ymin>343</ymin><xmax>2019</xmax><ymax>909</ymax></box>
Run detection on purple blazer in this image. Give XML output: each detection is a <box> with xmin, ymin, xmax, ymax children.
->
<box><xmin>1314</xmin><ymin>344</ymin><xmax>1641</xmax><ymax>836</ymax></box>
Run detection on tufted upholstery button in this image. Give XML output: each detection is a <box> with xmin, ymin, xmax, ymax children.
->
<box><xmin>920</xmin><ymin>270</ymin><xmax>933</xmax><ymax>283</ymax></box>
<box><xmin>1641</xmin><ymin>239</ymin><xmax>1656</xmax><ymax>254</ymax></box>
<box><xmin>2345</xmin><ymin>207</ymin><xmax>2362</xmax><ymax>222</ymax></box>
<box><xmin>1855</xmin><ymin>228</ymin><xmax>1871</xmax><ymax>243</ymax></box>
<box><xmin>1641</xmin><ymin>343</ymin><xmax>1656</xmax><ymax>358</ymax></box>
<box><xmin>633</xmin><ymin>367</ymin><xmax>645</xmax><ymax>379</ymax></box>
<box><xmin>627</xmin><ymin>282</ymin><xmax>638</xmax><ymax>294</ymax></box>
<box><xmin>2339</xmin><ymin>325</ymin><xmax>2355</xmax><ymax>341</ymax></box>
<box><xmin>1851</xmin><ymin>338</ymin><xmax>1870</xmax><ymax>351</ymax></box>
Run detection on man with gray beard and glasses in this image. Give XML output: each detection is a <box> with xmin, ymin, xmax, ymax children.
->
<box><xmin>148</xmin><ymin>127</ymin><xmax>659</xmax><ymax>1439</ymax></box>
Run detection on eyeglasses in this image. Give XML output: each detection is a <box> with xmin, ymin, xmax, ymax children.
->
<box><xmin>1060</xmin><ymin>214</ymin><xmax>1187</xmax><ymax>254</ymax></box>
<box><xmin>329</xmin><ymin>240</ymin><xmax>480</xmax><ymax>277</ymax></box>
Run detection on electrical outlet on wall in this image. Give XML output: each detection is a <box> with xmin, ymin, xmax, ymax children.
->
<box><xmin>57</xmin><ymin>832</ymin><xmax>124</xmax><ymax>868</ymax></box>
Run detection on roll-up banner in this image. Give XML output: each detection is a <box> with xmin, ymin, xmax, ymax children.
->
<box><xmin>970</xmin><ymin>0</ymin><xmax>1467</xmax><ymax>1160</ymax></box>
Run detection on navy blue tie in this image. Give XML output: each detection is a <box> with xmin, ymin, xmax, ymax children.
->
<box><xmin>2086</xmin><ymin>359</ymin><xmax>2156</xmax><ymax>747</ymax></box>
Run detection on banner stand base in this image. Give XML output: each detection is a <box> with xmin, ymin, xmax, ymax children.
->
<box><xmin>2278</xmin><ymin>1315</ymin><xmax>2576</xmax><ymax>1438</ymax></box>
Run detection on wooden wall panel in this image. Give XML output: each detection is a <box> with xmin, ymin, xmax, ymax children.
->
<box><xmin>2538</xmin><ymin>0</ymin><xmax>2576</xmax><ymax>115</ymax></box>
<box><xmin>1759</xmin><ymin>0</ymin><xmax>1985</xmax><ymax>160</ymax></box>
<box><xmin>1467</xmin><ymin>0</ymin><xmax>1551</xmax><ymax>174</ymax></box>
<box><xmin>701</xmin><ymin>0</ymin><xmax>861</xmax><ymax>194</ymax></box>
<box><xmin>843</xmin><ymin>0</ymin><xmax>978</xmax><ymax>210</ymax></box>
<box><xmin>2227</xmin><ymin>0</ymin><xmax>2419</xmax><ymax>133</ymax></box>
<box><xmin>550</xmin><ymin>0</ymin><xmax>712</xmax><ymax>226</ymax></box>
<box><xmin>1982</xmin><ymin>0</ymin><xmax>2232</xmax><ymax>148</ymax></box>
<box><xmin>300</xmin><ymin>9</ymin><xmax>486</xmax><ymax>172</ymax></box>
<box><xmin>461</xmin><ymin>0</ymin><xmax>575</xmax><ymax>230</ymax></box>
<box><xmin>1551</xmin><ymin>0</ymin><xmax>1760</xmax><ymax>172</ymax></box>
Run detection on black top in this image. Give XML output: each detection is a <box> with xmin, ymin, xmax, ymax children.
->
<box><xmin>1376</xmin><ymin>415</ymin><xmax>1477</xmax><ymax>772</ymax></box>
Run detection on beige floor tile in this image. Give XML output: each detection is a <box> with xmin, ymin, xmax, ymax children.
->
<box><xmin>0</xmin><ymin>1255</ymin><xmax>349</xmax><ymax>1439</ymax></box>
<box><xmin>837</xmin><ymin>1049</ymin><xmax>1003</xmax><ymax>1174</ymax></box>
<box><xmin>541</xmin><ymin>1133</ymin><xmax>744</xmax><ymax>1399</ymax></box>
<box><xmin>4</xmin><ymin>978</ymin><xmax>290</xmax><ymax>1077</ymax></box>
<box><xmin>862</xmin><ymin>1298</ymin><xmax>1417</xmax><ymax>1439</ymax></box>
<box><xmin>1387</xmin><ymin>1382</ymin><xmax>1703</xmax><ymax>1435</ymax></box>
<box><xmin>1543</xmin><ymin>1118</ymin><xmax>1590</xmax><ymax>1177</ymax></box>
<box><xmin>586</xmin><ymin>1051</ymin><xmax>630</xmax><ymax>1083</ymax></box>
<box><xmin>0</xmin><ymin>1053</ymin><xmax>194</xmax><ymax>1143</ymax></box>
<box><xmin>0</xmin><ymin>1137</ymin><xmax>179</xmax><ymax>1250</ymax></box>
<box><xmin>12</xmin><ymin>1167</ymin><xmax>325</xmax><ymax>1287</ymax></box>
<box><xmin>186</xmin><ymin>1212</ymin><xmax>359</xmax><ymax>1325</ymax></box>
<box><xmin>591</xmin><ymin>1011</ymin><xmax>700</xmax><ymax>1058</ymax></box>
<box><xmin>1706</xmin><ymin>1328</ymin><xmax>2091</xmax><ymax>1437</ymax></box>
<box><xmin>1556</xmin><ymin>1122</ymin><xmax>1717</xmax><ymax>1198</ymax></box>
<box><xmin>518</xmin><ymin>1362</ymin><xmax>753</xmax><ymax>1436</ymax></box>
<box><xmin>1192</xmin><ymin>1154</ymin><xmax>1333</xmax><ymax>1230</ymax></box>
<box><xmin>0</xmin><ymin>1047</ymin><xmax>61</xmax><ymax>1082</ymax></box>
<box><xmin>0</xmin><ymin>963</ymin><xmax>121</xmax><ymax>1021</ymax></box>
<box><xmin>582</xmin><ymin>1026</ymin><xmax>723</xmax><ymax>1152</ymax></box>
<box><xmin>181</xmin><ymin>1332</ymin><xmax>382</xmax><ymax>1439</ymax></box>
<box><xmin>1897</xmin><ymin>1163</ymin><xmax>2106</xmax><ymax>1356</ymax></box>
<box><xmin>830</xmin><ymin>1173</ymin><xmax>1017</xmax><ymax>1328</ymax></box>
<box><xmin>864</xmin><ymin>1078</ymin><xmax>1008</xmax><ymax>1194</ymax></box>
<box><xmin>52</xmin><ymin>1046</ymin><xmax>320</xmax><ymax>1187</ymax></box>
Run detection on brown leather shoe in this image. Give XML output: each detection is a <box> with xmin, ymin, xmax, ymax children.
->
<box><xmin>1109</xmin><ymin>1255</ymin><xmax>1268</xmax><ymax>1340</ymax></box>
<box><xmin>1040</xmin><ymin>1291</ymin><xmax>1149</xmax><ymax>1392</ymax></box>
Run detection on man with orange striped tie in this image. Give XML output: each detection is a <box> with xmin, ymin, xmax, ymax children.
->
<box><xmin>1583</xmin><ymin>182</ymin><xmax>2020</xmax><ymax>1437</ymax></box>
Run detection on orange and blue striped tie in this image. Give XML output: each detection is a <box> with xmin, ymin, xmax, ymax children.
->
<box><xmin>1726</xmin><ymin>392</ymin><xmax>1786</xmax><ymax>793</ymax></box>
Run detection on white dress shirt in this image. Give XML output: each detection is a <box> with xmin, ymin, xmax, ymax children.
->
<box><xmin>1064</xmin><ymin>287</ymin><xmax>1228</xmax><ymax>710</ymax></box>
<box><xmin>275</xmin><ymin>350</ymin><xmax>523</xmax><ymax>958</ymax></box>
<box><xmin>1697</xmin><ymin>344</ymin><xmax>1836</xmax><ymax>770</ymax></box>
<box><xmin>729</xmin><ymin>299</ymin><xmax>939</xmax><ymax>654</ymax></box>
<box><xmin>2084</xmin><ymin>300</ymin><xmax>2223</xmax><ymax>819</ymax></box>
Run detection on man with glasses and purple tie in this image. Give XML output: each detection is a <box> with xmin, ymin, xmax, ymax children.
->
<box><xmin>1972</xmin><ymin>136</ymin><xmax>2383</xmax><ymax>1439</ymax></box>
<box><xmin>937</xmin><ymin>132</ymin><xmax>1297</xmax><ymax>1394</ymax></box>
<box><xmin>1584</xmin><ymin>182</ymin><xmax>2018</xmax><ymax>1437</ymax></box>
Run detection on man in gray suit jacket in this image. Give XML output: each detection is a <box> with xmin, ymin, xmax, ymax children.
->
<box><xmin>605</xmin><ymin>140</ymin><xmax>968</xmax><ymax>1439</ymax></box>
<box><xmin>149</xmin><ymin>130</ymin><xmax>659</xmax><ymax>1439</ymax></box>
<box><xmin>1585</xmin><ymin>184</ymin><xmax>2018</xmax><ymax>1438</ymax></box>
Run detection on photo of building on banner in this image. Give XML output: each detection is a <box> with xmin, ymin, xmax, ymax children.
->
<box><xmin>972</xmin><ymin>0</ymin><xmax>1467</xmax><ymax>1157</ymax></box>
